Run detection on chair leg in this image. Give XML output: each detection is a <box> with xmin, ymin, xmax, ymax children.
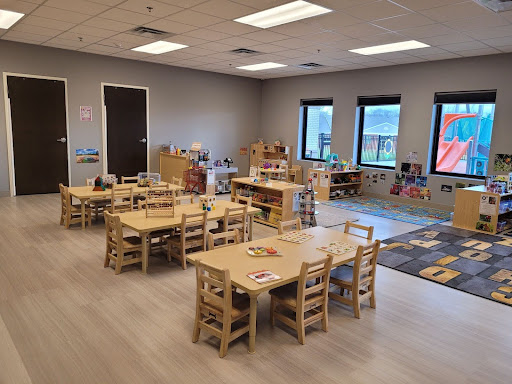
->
<box><xmin>192</xmin><ymin>311</ymin><xmax>201</xmax><ymax>343</ymax></box>
<box><xmin>167</xmin><ymin>243</ymin><xmax>172</xmax><ymax>263</ymax></box>
<box><xmin>321</xmin><ymin>304</ymin><xmax>328</xmax><ymax>332</ymax></box>
<box><xmin>87</xmin><ymin>209</ymin><xmax>92</xmax><ymax>227</ymax></box>
<box><xmin>114</xmin><ymin>252</ymin><xmax>124</xmax><ymax>275</ymax></box>
<box><xmin>353</xmin><ymin>286</ymin><xmax>361</xmax><ymax>319</ymax></box>
<box><xmin>270</xmin><ymin>296</ymin><xmax>275</xmax><ymax>326</ymax></box>
<box><xmin>370</xmin><ymin>290</ymin><xmax>376</xmax><ymax>309</ymax></box>
<box><xmin>296</xmin><ymin>311</ymin><xmax>305</xmax><ymax>345</ymax></box>
<box><xmin>219</xmin><ymin>321</ymin><xmax>231</xmax><ymax>358</ymax></box>
<box><xmin>180</xmin><ymin>247</ymin><xmax>187</xmax><ymax>270</ymax></box>
<box><xmin>104</xmin><ymin>248</ymin><xmax>110</xmax><ymax>268</ymax></box>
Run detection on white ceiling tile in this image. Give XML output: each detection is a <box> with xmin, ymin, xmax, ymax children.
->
<box><xmin>372</xmin><ymin>13</ymin><xmax>436</xmax><ymax>31</ymax></box>
<box><xmin>17</xmin><ymin>0</ymin><xmax>45</xmax><ymax>3</ymax></box>
<box><xmin>268</xmin><ymin>21</ymin><xmax>323</xmax><ymax>37</ymax></box>
<box><xmin>359</xmin><ymin>32</ymin><xmax>406</xmax><ymax>45</ymax></box>
<box><xmin>392</xmin><ymin>0</ymin><xmax>462</xmax><ymax>12</ymax></box>
<box><xmin>343</xmin><ymin>55</ymin><xmax>386</xmax><ymax>64</ymax></box>
<box><xmin>208</xmin><ymin>52</ymin><xmax>240</xmax><ymax>60</ymax></box>
<box><xmin>57</xmin><ymin>31</ymin><xmax>104</xmax><ymax>44</ymax></box>
<box><xmin>19</xmin><ymin>15</ymin><xmax>76</xmax><ymax>31</ymax></box>
<box><xmin>397</xmin><ymin>23</ymin><xmax>456</xmax><ymax>39</ymax></box>
<box><xmin>0</xmin><ymin>0</ymin><xmax>38</xmax><ymax>14</ymax></box>
<box><xmin>2</xmin><ymin>35</ymin><xmax>40</xmax><ymax>44</ymax></box>
<box><xmin>483</xmin><ymin>36</ymin><xmax>512</xmax><ymax>48</ymax></box>
<box><xmin>465</xmin><ymin>25</ymin><xmax>512</xmax><ymax>40</ymax></box>
<box><xmin>187</xmin><ymin>55</ymin><xmax>225</xmax><ymax>63</ymax></box>
<box><xmin>326</xmin><ymin>38</ymin><xmax>370</xmax><ymax>50</ymax></box>
<box><xmin>207</xmin><ymin>20</ymin><xmax>260</xmax><ymax>35</ymax></box>
<box><xmin>340</xmin><ymin>23</ymin><xmax>389</xmax><ymax>38</ymax></box>
<box><xmin>108</xmin><ymin>32</ymin><xmax>155</xmax><ymax>46</ymax></box>
<box><xmin>78</xmin><ymin>43</ymin><xmax>124</xmax><ymax>54</ymax></box>
<box><xmin>386</xmin><ymin>56</ymin><xmax>428</xmax><ymax>64</ymax></box>
<box><xmin>43</xmin><ymin>0</ymin><xmax>110</xmax><ymax>16</ymax></box>
<box><xmin>408</xmin><ymin>46</ymin><xmax>450</xmax><ymax>56</ymax></box>
<box><xmin>272</xmin><ymin>37</ymin><xmax>316</xmax><ymax>49</ymax></box>
<box><xmin>343</xmin><ymin>0</ymin><xmax>411</xmax><ymax>22</ymax></box>
<box><xmin>182</xmin><ymin>28</ymin><xmax>231</xmax><ymax>41</ymax></box>
<box><xmin>117</xmin><ymin>0</ymin><xmax>183</xmax><ymax>18</ymax></box>
<box><xmin>241</xmin><ymin>30</ymin><xmax>289</xmax><ymax>43</ymax></box>
<box><xmin>497</xmin><ymin>44</ymin><xmax>512</xmax><ymax>52</ymax></box>
<box><xmin>157</xmin><ymin>50</ymin><xmax>198</xmax><ymax>61</ymax></box>
<box><xmin>439</xmin><ymin>40</ymin><xmax>489</xmax><ymax>52</ymax></box>
<box><xmin>153</xmin><ymin>0</ymin><xmax>208</xmax><ymax>8</ymax></box>
<box><xmin>421</xmin><ymin>52</ymin><xmax>461</xmax><ymax>60</ymax></box>
<box><xmin>164</xmin><ymin>34</ymin><xmax>209</xmax><ymax>46</ymax></box>
<box><xmin>190</xmin><ymin>0</ymin><xmax>257</xmax><ymax>19</ymax></box>
<box><xmin>32</xmin><ymin>6</ymin><xmax>91</xmax><ymax>23</ymax></box>
<box><xmin>195</xmin><ymin>40</ymin><xmax>237</xmax><ymax>52</ymax></box>
<box><xmin>112</xmin><ymin>49</ymin><xmax>152</xmax><ymax>59</ymax></box>
<box><xmin>229</xmin><ymin>0</ymin><xmax>290</xmax><ymax>10</ymax></box>
<box><xmin>445</xmin><ymin>14</ymin><xmax>510</xmax><ymax>32</ymax></box>
<box><xmin>43</xmin><ymin>37</ymin><xmax>89</xmax><ymax>48</ymax></box>
<box><xmin>457</xmin><ymin>47</ymin><xmax>502</xmax><ymax>57</ymax></box>
<box><xmin>11</xmin><ymin>24</ymin><xmax>63</xmax><ymax>38</ymax></box>
<box><xmin>101</xmin><ymin>8</ymin><xmax>158</xmax><ymax>25</ymax></box>
<box><xmin>3</xmin><ymin>30</ymin><xmax>49</xmax><ymax>43</ymax></box>
<box><xmin>301</xmin><ymin>11</ymin><xmax>361</xmax><ymax>31</ymax></box>
<box><xmin>217</xmin><ymin>35</ymin><xmax>261</xmax><ymax>47</ymax></box>
<box><xmin>143</xmin><ymin>19</ymin><xmax>197</xmax><ymax>34</ymax></box>
<box><xmin>181</xmin><ymin>46</ymin><xmax>217</xmax><ymax>56</ymax></box>
<box><xmin>89</xmin><ymin>0</ymin><xmax>124</xmax><ymax>5</ymax></box>
<box><xmin>311</xmin><ymin>0</ymin><xmax>375</xmax><ymax>11</ymax></box>
<box><xmin>275</xmin><ymin>49</ymin><xmax>310</xmax><ymax>58</ymax></box>
<box><xmin>421</xmin><ymin>1</ymin><xmax>492</xmax><ymax>23</ymax></box>
<box><xmin>249</xmin><ymin>43</ymin><xmax>286</xmax><ymax>53</ymax></box>
<box><xmin>165</xmin><ymin>10</ymin><xmax>225</xmax><ymax>27</ymax></box>
<box><xmin>68</xmin><ymin>25</ymin><xmax>120</xmax><ymax>39</ymax></box>
<box><xmin>421</xmin><ymin>33</ymin><xmax>474</xmax><ymax>46</ymax></box>
<box><xmin>302</xmin><ymin>31</ymin><xmax>350</xmax><ymax>43</ymax></box>
<box><xmin>83</xmin><ymin>17</ymin><xmax>136</xmax><ymax>33</ymax></box>
<box><xmin>324</xmin><ymin>49</ymin><xmax>359</xmax><ymax>59</ymax></box>
<box><xmin>297</xmin><ymin>45</ymin><xmax>338</xmax><ymax>55</ymax></box>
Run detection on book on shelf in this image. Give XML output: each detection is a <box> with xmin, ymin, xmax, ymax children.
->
<box><xmin>247</xmin><ymin>270</ymin><xmax>281</xmax><ymax>284</ymax></box>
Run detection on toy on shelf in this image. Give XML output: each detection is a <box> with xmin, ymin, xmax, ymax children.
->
<box><xmin>199</xmin><ymin>195</ymin><xmax>216</xmax><ymax>211</ymax></box>
<box><xmin>101</xmin><ymin>174</ymin><xmax>117</xmax><ymax>188</ymax></box>
<box><xmin>299</xmin><ymin>178</ymin><xmax>318</xmax><ymax>228</ymax></box>
<box><xmin>223</xmin><ymin>157</ymin><xmax>233</xmax><ymax>168</ymax></box>
<box><xmin>93</xmin><ymin>176</ymin><xmax>105</xmax><ymax>191</ymax></box>
<box><xmin>146</xmin><ymin>188</ymin><xmax>175</xmax><ymax>217</ymax></box>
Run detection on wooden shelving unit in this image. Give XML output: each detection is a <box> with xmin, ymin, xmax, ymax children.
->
<box><xmin>454</xmin><ymin>185</ymin><xmax>512</xmax><ymax>234</ymax></box>
<box><xmin>307</xmin><ymin>169</ymin><xmax>363</xmax><ymax>200</ymax></box>
<box><xmin>231</xmin><ymin>177</ymin><xmax>303</xmax><ymax>228</ymax></box>
<box><xmin>250</xmin><ymin>143</ymin><xmax>293</xmax><ymax>167</ymax></box>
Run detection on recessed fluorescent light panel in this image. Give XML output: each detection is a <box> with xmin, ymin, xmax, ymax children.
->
<box><xmin>131</xmin><ymin>41</ymin><xmax>188</xmax><ymax>54</ymax></box>
<box><xmin>349</xmin><ymin>40</ymin><xmax>430</xmax><ymax>55</ymax></box>
<box><xmin>234</xmin><ymin>1</ymin><xmax>332</xmax><ymax>29</ymax></box>
<box><xmin>0</xmin><ymin>9</ymin><xmax>24</xmax><ymax>29</ymax></box>
<box><xmin>237</xmin><ymin>62</ymin><xmax>287</xmax><ymax>71</ymax></box>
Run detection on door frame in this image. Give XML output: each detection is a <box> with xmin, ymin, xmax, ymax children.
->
<box><xmin>3</xmin><ymin>72</ymin><xmax>71</xmax><ymax>197</ymax></box>
<box><xmin>100</xmin><ymin>82</ymin><xmax>150</xmax><ymax>175</ymax></box>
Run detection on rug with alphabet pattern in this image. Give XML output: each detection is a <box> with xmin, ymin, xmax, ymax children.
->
<box><xmin>381</xmin><ymin>224</ymin><xmax>512</xmax><ymax>306</ymax></box>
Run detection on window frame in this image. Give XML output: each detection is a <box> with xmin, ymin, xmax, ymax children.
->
<box><xmin>300</xmin><ymin>98</ymin><xmax>333</xmax><ymax>162</ymax></box>
<box><xmin>356</xmin><ymin>95</ymin><xmax>401</xmax><ymax>170</ymax></box>
<box><xmin>429</xmin><ymin>90</ymin><xmax>497</xmax><ymax>180</ymax></box>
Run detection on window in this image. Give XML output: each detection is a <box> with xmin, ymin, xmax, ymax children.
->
<box><xmin>431</xmin><ymin>90</ymin><xmax>496</xmax><ymax>178</ymax></box>
<box><xmin>300</xmin><ymin>99</ymin><xmax>333</xmax><ymax>161</ymax></box>
<box><xmin>356</xmin><ymin>95</ymin><xmax>401</xmax><ymax>169</ymax></box>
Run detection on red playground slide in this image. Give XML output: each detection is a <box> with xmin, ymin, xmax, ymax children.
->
<box><xmin>436</xmin><ymin>113</ymin><xmax>477</xmax><ymax>172</ymax></box>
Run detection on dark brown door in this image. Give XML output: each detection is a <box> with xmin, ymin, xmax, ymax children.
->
<box><xmin>7</xmin><ymin>76</ymin><xmax>68</xmax><ymax>195</ymax></box>
<box><xmin>104</xmin><ymin>86</ymin><xmax>147</xmax><ymax>177</ymax></box>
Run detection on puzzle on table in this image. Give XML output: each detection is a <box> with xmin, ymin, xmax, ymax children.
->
<box><xmin>277</xmin><ymin>231</ymin><xmax>314</xmax><ymax>244</ymax></box>
<box><xmin>317</xmin><ymin>241</ymin><xmax>358</xmax><ymax>255</ymax></box>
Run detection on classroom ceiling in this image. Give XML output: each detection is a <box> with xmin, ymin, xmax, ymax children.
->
<box><xmin>1</xmin><ymin>0</ymin><xmax>512</xmax><ymax>79</ymax></box>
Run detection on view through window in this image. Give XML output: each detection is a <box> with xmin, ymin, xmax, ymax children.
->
<box><xmin>301</xmin><ymin>99</ymin><xmax>333</xmax><ymax>161</ymax></box>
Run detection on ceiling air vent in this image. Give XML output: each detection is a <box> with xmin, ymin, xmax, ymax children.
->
<box><xmin>297</xmin><ymin>63</ymin><xmax>323</xmax><ymax>69</ymax></box>
<box><xmin>229</xmin><ymin>48</ymin><xmax>261</xmax><ymax>56</ymax></box>
<box><xmin>474</xmin><ymin>0</ymin><xmax>512</xmax><ymax>12</ymax></box>
<box><xmin>129</xmin><ymin>26</ymin><xmax>174</xmax><ymax>39</ymax></box>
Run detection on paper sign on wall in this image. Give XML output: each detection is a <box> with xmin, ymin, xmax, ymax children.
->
<box><xmin>240</xmin><ymin>147</ymin><xmax>248</xmax><ymax>155</ymax></box>
<box><xmin>479</xmin><ymin>194</ymin><xmax>497</xmax><ymax>216</ymax></box>
<box><xmin>207</xmin><ymin>169</ymin><xmax>215</xmax><ymax>185</ymax></box>
<box><xmin>80</xmin><ymin>106</ymin><xmax>92</xmax><ymax>122</ymax></box>
<box><xmin>249</xmin><ymin>166</ymin><xmax>258</xmax><ymax>178</ymax></box>
<box><xmin>320</xmin><ymin>174</ymin><xmax>329</xmax><ymax>188</ymax></box>
<box><xmin>311</xmin><ymin>172</ymin><xmax>318</xmax><ymax>187</ymax></box>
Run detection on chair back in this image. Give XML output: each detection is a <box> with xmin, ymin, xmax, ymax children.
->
<box><xmin>235</xmin><ymin>195</ymin><xmax>252</xmax><ymax>206</ymax></box>
<box><xmin>277</xmin><ymin>218</ymin><xmax>302</xmax><ymax>235</ymax></box>
<box><xmin>352</xmin><ymin>240</ymin><xmax>380</xmax><ymax>289</ymax></box>
<box><xmin>297</xmin><ymin>255</ymin><xmax>334</xmax><ymax>312</ymax></box>
<box><xmin>104</xmin><ymin>211</ymin><xmax>124</xmax><ymax>256</ymax></box>
<box><xmin>208</xmin><ymin>229</ymin><xmax>240</xmax><ymax>250</ymax></box>
<box><xmin>344</xmin><ymin>222</ymin><xmax>374</xmax><ymax>240</ymax></box>
<box><xmin>85</xmin><ymin>177</ymin><xmax>96</xmax><ymax>186</ymax></box>
<box><xmin>172</xmin><ymin>177</ymin><xmax>183</xmax><ymax>187</ymax></box>
<box><xmin>279</xmin><ymin>164</ymin><xmax>289</xmax><ymax>181</ymax></box>
<box><xmin>137</xmin><ymin>200</ymin><xmax>146</xmax><ymax>211</ymax></box>
<box><xmin>180</xmin><ymin>211</ymin><xmax>208</xmax><ymax>244</ymax></box>
<box><xmin>176</xmin><ymin>194</ymin><xmax>194</xmax><ymax>205</ymax></box>
<box><xmin>149</xmin><ymin>182</ymin><xmax>171</xmax><ymax>190</ymax></box>
<box><xmin>195</xmin><ymin>260</ymin><xmax>232</xmax><ymax>318</ymax></box>
<box><xmin>59</xmin><ymin>183</ymin><xmax>70</xmax><ymax>213</ymax></box>
<box><xmin>223</xmin><ymin>206</ymin><xmax>248</xmax><ymax>242</ymax></box>
<box><xmin>121</xmin><ymin>176</ymin><xmax>138</xmax><ymax>184</ymax></box>
<box><xmin>111</xmin><ymin>184</ymin><xmax>134</xmax><ymax>213</ymax></box>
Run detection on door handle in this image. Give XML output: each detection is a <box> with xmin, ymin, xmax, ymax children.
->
<box><xmin>57</xmin><ymin>137</ymin><xmax>67</xmax><ymax>143</ymax></box>
<box><xmin>139</xmin><ymin>138</ymin><xmax>147</xmax><ymax>144</ymax></box>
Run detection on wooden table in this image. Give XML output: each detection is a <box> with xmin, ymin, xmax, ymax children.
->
<box><xmin>119</xmin><ymin>200</ymin><xmax>261</xmax><ymax>274</ymax></box>
<box><xmin>68</xmin><ymin>183</ymin><xmax>185</xmax><ymax>229</ymax></box>
<box><xmin>187</xmin><ymin>226</ymin><xmax>373</xmax><ymax>354</ymax></box>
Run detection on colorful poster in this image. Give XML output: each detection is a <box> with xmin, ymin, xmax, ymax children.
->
<box><xmin>80</xmin><ymin>106</ymin><xmax>92</xmax><ymax>121</ymax></box>
<box><xmin>420</xmin><ymin>188</ymin><xmax>431</xmax><ymax>200</ymax></box>
<box><xmin>380</xmin><ymin>173</ymin><xmax>386</xmax><ymax>180</ymax></box>
<box><xmin>479</xmin><ymin>194</ymin><xmax>497</xmax><ymax>216</ymax></box>
<box><xmin>416</xmin><ymin>176</ymin><xmax>427</xmax><ymax>188</ymax></box>
<box><xmin>401</xmin><ymin>162</ymin><xmax>411</xmax><ymax>173</ymax></box>
<box><xmin>410</xmin><ymin>187</ymin><xmax>420</xmax><ymax>199</ymax></box>
<box><xmin>406</xmin><ymin>151</ymin><xmax>418</xmax><ymax>163</ymax></box>
<box><xmin>390</xmin><ymin>184</ymin><xmax>400</xmax><ymax>195</ymax></box>
<box><xmin>76</xmin><ymin>149</ymin><xmax>99</xmax><ymax>163</ymax></box>
<box><xmin>395</xmin><ymin>173</ymin><xmax>405</xmax><ymax>185</ymax></box>
<box><xmin>494</xmin><ymin>154</ymin><xmax>512</xmax><ymax>172</ymax></box>
<box><xmin>441</xmin><ymin>184</ymin><xmax>452</xmax><ymax>192</ymax></box>
<box><xmin>455</xmin><ymin>182</ymin><xmax>466</xmax><ymax>189</ymax></box>
<box><xmin>399</xmin><ymin>185</ymin><xmax>410</xmax><ymax>197</ymax></box>
<box><xmin>405</xmin><ymin>174</ymin><xmax>416</xmax><ymax>186</ymax></box>
<box><xmin>411</xmin><ymin>164</ymin><xmax>422</xmax><ymax>175</ymax></box>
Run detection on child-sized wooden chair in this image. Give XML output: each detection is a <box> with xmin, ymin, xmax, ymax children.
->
<box><xmin>277</xmin><ymin>218</ymin><xmax>302</xmax><ymax>235</ymax></box>
<box><xmin>85</xmin><ymin>177</ymin><xmax>110</xmax><ymax>221</ymax></box>
<box><xmin>344</xmin><ymin>222</ymin><xmax>374</xmax><ymax>240</ymax></box>
<box><xmin>192</xmin><ymin>260</ymin><xmax>250</xmax><ymax>358</ymax></box>
<box><xmin>109</xmin><ymin>184</ymin><xmax>134</xmax><ymax>213</ymax></box>
<box><xmin>269</xmin><ymin>255</ymin><xmax>333</xmax><ymax>344</ymax></box>
<box><xmin>328</xmin><ymin>241</ymin><xmax>380</xmax><ymax>318</ymax></box>
<box><xmin>208</xmin><ymin>229</ymin><xmax>240</xmax><ymax>250</ymax></box>
<box><xmin>167</xmin><ymin>212</ymin><xmax>208</xmax><ymax>270</ymax></box>
<box><xmin>59</xmin><ymin>183</ymin><xmax>92</xmax><ymax>228</ymax></box>
<box><xmin>104</xmin><ymin>211</ymin><xmax>143</xmax><ymax>274</ymax></box>
<box><xmin>218</xmin><ymin>206</ymin><xmax>248</xmax><ymax>243</ymax></box>
<box><xmin>176</xmin><ymin>194</ymin><xmax>194</xmax><ymax>205</ymax></box>
<box><xmin>121</xmin><ymin>176</ymin><xmax>139</xmax><ymax>184</ymax></box>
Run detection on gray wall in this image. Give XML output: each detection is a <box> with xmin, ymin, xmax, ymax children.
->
<box><xmin>0</xmin><ymin>40</ymin><xmax>261</xmax><ymax>195</ymax></box>
<box><xmin>260</xmin><ymin>53</ymin><xmax>512</xmax><ymax>209</ymax></box>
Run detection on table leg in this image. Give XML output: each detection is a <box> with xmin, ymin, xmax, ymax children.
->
<box><xmin>248</xmin><ymin>216</ymin><xmax>254</xmax><ymax>241</ymax></box>
<box><xmin>141</xmin><ymin>232</ymin><xmax>148</xmax><ymax>274</ymax></box>
<box><xmin>80</xmin><ymin>199</ymin><xmax>86</xmax><ymax>230</ymax></box>
<box><xmin>248</xmin><ymin>294</ymin><xmax>258</xmax><ymax>354</ymax></box>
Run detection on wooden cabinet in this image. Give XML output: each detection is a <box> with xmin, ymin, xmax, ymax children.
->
<box><xmin>160</xmin><ymin>152</ymin><xmax>190</xmax><ymax>183</ymax></box>
<box><xmin>231</xmin><ymin>177</ymin><xmax>303</xmax><ymax>228</ymax></box>
<box><xmin>250</xmin><ymin>143</ymin><xmax>293</xmax><ymax>167</ymax></box>
<box><xmin>453</xmin><ymin>185</ymin><xmax>512</xmax><ymax>234</ymax></box>
<box><xmin>307</xmin><ymin>169</ymin><xmax>363</xmax><ymax>201</ymax></box>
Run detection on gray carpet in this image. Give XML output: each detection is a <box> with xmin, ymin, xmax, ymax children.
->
<box><xmin>381</xmin><ymin>224</ymin><xmax>512</xmax><ymax>306</ymax></box>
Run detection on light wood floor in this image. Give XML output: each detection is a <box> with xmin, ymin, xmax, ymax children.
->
<box><xmin>1</xmin><ymin>193</ymin><xmax>512</xmax><ymax>384</ymax></box>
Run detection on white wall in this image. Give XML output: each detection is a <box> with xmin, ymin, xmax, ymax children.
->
<box><xmin>260</xmin><ymin>53</ymin><xmax>512</xmax><ymax>209</ymax></box>
<box><xmin>0</xmin><ymin>40</ymin><xmax>261</xmax><ymax>196</ymax></box>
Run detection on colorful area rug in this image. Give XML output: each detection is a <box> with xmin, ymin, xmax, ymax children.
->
<box><xmin>381</xmin><ymin>224</ymin><xmax>512</xmax><ymax>306</ymax></box>
<box><xmin>323</xmin><ymin>197</ymin><xmax>451</xmax><ymax>226</ymax></box>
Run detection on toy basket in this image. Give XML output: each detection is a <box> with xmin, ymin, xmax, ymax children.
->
<box><xmin>184</xmin><ymin>168</ymin><xmax>206</xmax><ymax>194</ymax></box>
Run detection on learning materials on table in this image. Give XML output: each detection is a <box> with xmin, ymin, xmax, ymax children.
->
<box><xmin>317</xmin><ymin>241</ymin><xmax>358</xmax><ymax>255</ymax></box>
<box><xmin>246</xmin><ymin>246</ymin><xmax>282</xmax><ymax>256</ymax></box>
<box><xmin>247</xmin><ymin>270</ymin><xmax>281</xmax><ymax>284</ymax></box>
<box><xmin>277</xmin><ymin>231</ymin><xmax>314</xmax><ymax>244</ymax></box>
